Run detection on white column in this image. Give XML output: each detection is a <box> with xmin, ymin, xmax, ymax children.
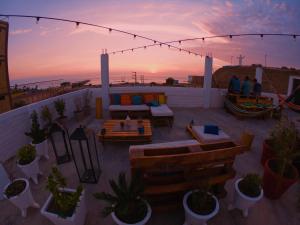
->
<box><xmin>203</xmin><ymin>56</ymin><xmax>213</xmax><ymax>108</ymax></box>
<box><xmin>255</xmin><ymin>67</ymin><xmax>263</xmax><ymax>84</ymax></box>
<box><xmin>101</xmin><ymin>53</ymin><xmax>109</xmax><ymax>109</ymax></box>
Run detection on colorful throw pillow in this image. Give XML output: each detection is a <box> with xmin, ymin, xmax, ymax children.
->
<box><xmin>120</xmin><ymin>95</ymin><xmax>131</xmax><ymax>105</ymax></box>
<box><xmin>132</xmin><ymin>95</ymin><xmax>142</xmax><ymax>105</ymax></box>
<box><xmin>158</xmin><ymin>94</ymin><xmax>166</xmax><ymax>104</ymax></box>
<box><xmin>204</xmin><ymin>125</ymin><xmax>219</xmax><ymax>135</ymax></box>
<box><xmin>111</xmin><ymin>94</ymin><xmax>121</xmax><ymax>105</ymax></box>
<box><xmin>144</xmin><ymin>94</ymin><xmax>155</xmax><ymax>104</ymax></box>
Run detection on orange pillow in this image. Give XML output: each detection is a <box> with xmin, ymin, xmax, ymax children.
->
<box><xmin>121</xmin><ymin>95</ymin><xmax>131</xmax><ymax>105</ymax></box>
<box><xmin>144</xmin><ymin>94</ymin><xmax>154</xmax><ymax>103</ymax></box>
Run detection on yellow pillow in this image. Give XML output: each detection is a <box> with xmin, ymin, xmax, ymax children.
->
<box><xmin>158</xmin><ymin>95</ymin><xmax>166</xmax><ymax>104</ymax></box>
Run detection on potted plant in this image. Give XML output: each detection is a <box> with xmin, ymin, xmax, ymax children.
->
<box><xmin>26</xmin><ymin>110</ymin><xmax>49</xmax><ymax>159</ymax></box>
<box><xmin>262</xmin><ymin>118</ymin><xmax>300</xmax><ymax>199</ymax></box>
<box><xmin>3</xmin><ymin>178</ymin><xmax>40</xmax><ymax>217</ymax></box>
<box><xmin>83</xmin><ymin>90</ymin><xmax>92</xmax><ymax>116</ymax></box>
<box><xmin>73</xmin><ymin>97</ymin><xmax>84</xmax><ymax>122</ymax></box>
<box><xmin>17</xmin><ymin>144</ymin><xmax>42</xmax><ymax>184</ymax></box>
<box><xmin>54</xmin><ymin>98</ymin><xmax>67</xmax><ymax>125</ymax></box>
<box><xmin>94</xmin><ymin>172</ymin><xmax>151</xmax><ymax>225</ymax></box>
<box><xmin>261</xmin><ymin>117</ymin><xmax>300</xmax><ymax>168</ymax></box>
<box><xmin>228</xmin><ymin>174</ymin><xmax>263</xmax><ymax>217</ymax></box>
<box><xmin>183</xmin><ymin>188</ymin><xmax>219</xmax><ymax>225</ymax></box>
<box><xmin>41</xmin><ymin>167</ymin><xmax>86</xmax><ymax>225</ymax></box>
<box><xmin>41</xmin><ymin>105</ymin><xmax>53</xmax><ymax>128</ymax></box>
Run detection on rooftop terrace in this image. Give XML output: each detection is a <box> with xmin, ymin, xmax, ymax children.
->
<box><xmin>1</xmin><ymin>106</ymin><xmax>299</xmax><ymax>225</ymax></box>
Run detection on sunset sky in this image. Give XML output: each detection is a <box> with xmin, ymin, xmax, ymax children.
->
<box><xmin>1</xmin><ymin>0</ymin><xmax>300</xmax><ymax>83</ymax></box>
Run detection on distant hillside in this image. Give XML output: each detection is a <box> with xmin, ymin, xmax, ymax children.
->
<box><xmin>212</xmin><ymin>65</ymin><xmax>300</xmax><ymax>94</ymax></box>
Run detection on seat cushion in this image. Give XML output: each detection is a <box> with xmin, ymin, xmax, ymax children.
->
<box><xmin>121</xmin><ymin>94</ymin><xmax>131</xmax><ymax>105</ymax></box>
<box><xmin>144</xmin><ymin>94</ymin><xmax>155</xmax><ymax>104</ymax></box>
<box><xmin>109</xmin><ymin>104</ymin><xmax>149</xmax><ymax>111</ymax></box>
<box><xmin>132</xmin><ymin>95</ymin><xmax>142</xmax><ymax>105</ymax></box>
<box><xmin>150</xmin><ymin>104</ymin><xmax>173</xmax><ymax>117</ymax></box>
<box><xmin>192</xmin><ymin>126</ymin><xmax>230</xmax><ymax>144</ymax></box>
<box><xmin>158</xmin><ymin>94</ymin><xmax>166</xmax><ymax>104</ymax></box>
<box><xmin>111</xmin><ymin>94</ymin><xmax>121</xmax><ymax>105</ymax></box>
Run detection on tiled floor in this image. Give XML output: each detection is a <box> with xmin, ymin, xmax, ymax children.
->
<box><xmin>1</xmin><ymin>108</ymin><xmax>299</xmax><ymax>225</ymax></box>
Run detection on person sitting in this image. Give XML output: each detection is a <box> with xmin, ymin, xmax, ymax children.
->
<box><xmin>252</xmin><ymin>78</ymin><xmax>262</xmax><ymax>97</ymax></box>
<box><xmin>241</xmin><ymin>76</ymin><xmax>251</xmax><ymax>97</ymax></box>
<box><xmin>228</xmin><ymin>75</ymin><xmax>241</xmax><ymax>94</ymax></box>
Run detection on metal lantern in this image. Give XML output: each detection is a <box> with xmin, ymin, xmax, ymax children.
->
<box><xmin>69</xmin><ymin>126</ymin><xmax>101</xmax><ymax>183</ymax></box>
<box><xmin>48</xmin><ymin>122</ymin><xmax>71</xmax><ymax>164</ymax></box>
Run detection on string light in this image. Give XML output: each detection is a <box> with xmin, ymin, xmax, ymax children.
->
<box><xmin>36</xmin><ymin>17</ymin><xmax>40</xmax><ymax>24</ymax></box>
<box><xmin>76</xmin><ymin>22</ymin><xmax>80</xmax><ymax>28</ymax></box>
<box><xmin>131</xmin><ymin>49</ymin><xmax>134</xmax><ymax>52</ymax></box>
<box><xmin>260</xmin><ymin>34</ymin><xmax>264</xmax><ymax>39</ymax></box>
<box><xmin>1</xmin><ymin>14</ymin><xmax>299</xmax><ymax>58</ymax></box>
<box><xmin>133</xmin><ymin>34</ymin><xmax>136</xmax><ymax>39</ymax></box>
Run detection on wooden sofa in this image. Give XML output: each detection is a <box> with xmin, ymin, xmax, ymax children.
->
<box><xmin>129</xmin><ymin>140</ymin><xmax>248</xmax><ymax>210</ymax></box>
<box><xmin>109</xmin><ymin>92</ymin><xmax>174</xmax><ymax>126</ymax></box>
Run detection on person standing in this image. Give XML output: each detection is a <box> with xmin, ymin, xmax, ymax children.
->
<box><xmin>228</xmin><ymin>75</ymin><xmax>241</xmax><ymax>94</ymax></box>
<box><xmin>253</xmin><ymin>78</ymin><xmax>262</xmax><ymax>97</ymax></box>
<box><xmin>241</xmin><ymin>76</ymin><xmax>251</xmax><ymax>97</ymax></box>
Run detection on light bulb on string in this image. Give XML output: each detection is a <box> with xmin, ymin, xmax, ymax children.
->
<box><xmin>159</xmin><ymin>43</ymin><xmax>162</xmax><ymax>47</ymax></box>
<box><xmin>178</xmin><ymin>40</ymin><xmax>182</xmax><ymax>45</ymax></box>
<box><xmin>144</xmin><ymin>46</ymin><xmax>147</xmax><ymax>49</ymax></box>
<box><xmin>168</xmin><ymin>45</ymin><xmax>170</xmax><ymax>48</ymax></box>
<box><xmin>293</xmin><ymin>35</ymin><xmax>296</xmax><ymax>41</ymax></box>
<box><xmin>36</xmin><ymin>17</ymin><xmax>40</xmax><ymax>24</ymax></box>
<box><xmin>133</xmin><ymin>34</ymin><xmax>136</xmax><ymax>39</ymax></box>
<box><xmin>76</xmin><ymin>22</ymin><xmax>80</xmax><ymax>28</ymax></box>
<box><xmin>229</xmin><ymin>35</ymin><xmax>232</xmax><ymax>40</ymax></box>
<box><xmin>109</xmin><ymin>28</ymin><xmax>112</xmax><ymax>33</ymax></box>
<box><xmin>179</xmin><ymin>48</ymin><xmax>182</xmax><ymax>52</ymax></box>
<box><xmin>131</xmin><ymin>49</ymin><xmax>134</xmax><ymax>52</ymax></box>
<box><xmin>153</xmin><ymin>40</ymin><xmax>157</xmax><ymax>44</ymax></box>
<box><xmin>260</xmin><ymin>34</ymin><xmax>264</xmax><ymax>40</ymax></box>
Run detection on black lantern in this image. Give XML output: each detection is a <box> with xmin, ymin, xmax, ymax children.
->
<box><xmin>48</xmin><ymin>122</ymin><xmax>71</xmax><ymax>164</ymax></box>
<box><xmin>69</xmin><ymin>126</ymin><xmax>101</xmax><ymax>183</ymax></box>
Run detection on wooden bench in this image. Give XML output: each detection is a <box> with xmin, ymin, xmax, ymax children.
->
<box><xmin>130</xmin><ymin>141</ymin><xmax>248</xmax><ymax>210</ymax></box>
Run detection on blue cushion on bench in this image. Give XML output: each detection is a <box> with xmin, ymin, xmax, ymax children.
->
<box><xmin>132</xmin><ymin>95</ymin><xmax>142</xmax><ymax>105</ymax></box>
<box><xmin>112</xmin><ymin>94</ymin><xmax>121</xmax><ymax>105</ymax></box>
<box><xmin>204</xmin><ymin>125</ymin><xmax>219</xmax><ymax>135</ymax></box>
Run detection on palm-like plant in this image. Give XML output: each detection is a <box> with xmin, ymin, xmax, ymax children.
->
<box><xmin>94</xmin><ymin>172</ymin><xmax>147</xmax><ymax>224</ymax></box>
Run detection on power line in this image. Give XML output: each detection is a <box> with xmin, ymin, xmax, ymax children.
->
<box><xmin>0</xmin><ymin>14</ymin><xmax>200</xmax><ymax>56</ymax></box>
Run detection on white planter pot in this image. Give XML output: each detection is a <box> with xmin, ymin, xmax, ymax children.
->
<box><xmin>228</xmin><ymin>178</ymin><xmax>263</xmax><ymax>217</ymax></box>
<box><xmin>111</xmin><ymin>201</ymin><xmax>152</xmax><ymax>225</ymax></box>
<box><xmin>17</xmin><ymin>157</ymin><xmax>42</xmax><ymax>184</ymax></box>
<box><xmin>183</xmin><ymin>191</ymin><xmax>219</xmax><ymax>225</ymax></box>
<box><xmin>41</xmin><ymin>189</ymin><xmax>86</xmax><ymax>225</ymax></box>
<box><xmin>33</xmin><ymin>139</ymin><xmax>49</xmax><ymax>159</ymax></box>
<box><xmin>3</xmin><ymin>178</ymin><xmax>40</xmax><ymax>217</ymax></box>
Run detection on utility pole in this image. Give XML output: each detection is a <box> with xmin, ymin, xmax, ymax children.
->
<box><xmin>132</xmin><ymin>72</ymin><xmax>137</xmax><ymax>85</ymax></box>
<box><xmin>140</xmin><ymin>75</ymin><xmax>144</xmax><ymax>85</ymax></box>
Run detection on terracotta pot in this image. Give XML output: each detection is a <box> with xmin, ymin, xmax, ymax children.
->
<box><xmin>260</xmin><ymin>140</ymin><xmax>275</xmax><ymax>166</ymax></box>
<box><xmin>263</xmin><ymin>159</ymin><xmax>299</xmax><ymax>199</ymax></box>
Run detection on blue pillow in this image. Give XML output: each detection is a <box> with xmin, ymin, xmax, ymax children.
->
<box><xmin>112</xmin><ymin>94</ymin><xmax>121</xmax><ymax>105</ymax></box>
<box><xmin>132</xmin><ymin>95</ymin><xmax>142</xmax><ymax>105</ymax></box>
<box><xmin>151</xmin><ymin>100</ymin><xmax>160</xmax><ymax>107</ymax></box>
<box><xmin>204</xmin><ymin>125</ymin><xmax>219</xmax><ymax>135</ymax></box>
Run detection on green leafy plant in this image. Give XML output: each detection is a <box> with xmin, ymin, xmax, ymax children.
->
<box><xmin>5</xmin><ymin>180</ymin><xmax>26</xmax><ymax>198</ymax></box>
<box><xmin>25</xmin><ymin>110</ymin><xmax>46</xmax><ymax>144</ymax></box>
<box><xmin>41</xmin><ymin>106</ymin><xmax>53</xmax><ymax>126</ymax></box>
<box><xmin>46</xmin><ymin>167</ymin><xmax>83</xmax><ymax>218</ymax></box>
<box><xmin>94</xmin><ymin>172</ymin><xmax>147</xmax><ymax>224</ymax></box>
<box><xmin>17</xmin><ymin>144</ymin><xmax>36</xmax><ymax>165</ymax></box>
<box><xmin>238</xmin><ymin>174</ymin><xmax>261</xmax><ymax>197</ymax></box>
<box><xmin>269</xmin><ymin>117</ymin><xmax>300</xmax><ymax>177</ymax></box>
<box><xmin>187</xmin><ymin>188</ymin><xmax>216</xmax><ymax>215</ymax></box>
<box><xmin>54</xmin><ymin>99</ymin><xmax>66</xmax><ymax>118</ymax></box>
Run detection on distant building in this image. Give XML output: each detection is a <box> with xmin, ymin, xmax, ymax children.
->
<box><xmin>188</xmin><ymin>75</ymin><xmax>203</xmax><ymax>86</ymax></box>
<box><xmin>0</xmin><ymin>20</ymin><xmax>12</xmax><ymax>113</ymax></box>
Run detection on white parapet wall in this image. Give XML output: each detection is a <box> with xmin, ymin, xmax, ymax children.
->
<box><xmin>0</xmin><ymin>86</ymin><xmax>280</xmax><ymax>162</ymax></box>
<box><xmin>0</xmin><ymin>89</ymin><xmax>89</xmax><ymax>162</ymax></box>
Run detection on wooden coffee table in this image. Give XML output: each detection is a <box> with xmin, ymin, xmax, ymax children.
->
<box><xmin>97</xmin><ymin>119</ymin><xmax>152</xmax><ymax>143</ymax></box>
